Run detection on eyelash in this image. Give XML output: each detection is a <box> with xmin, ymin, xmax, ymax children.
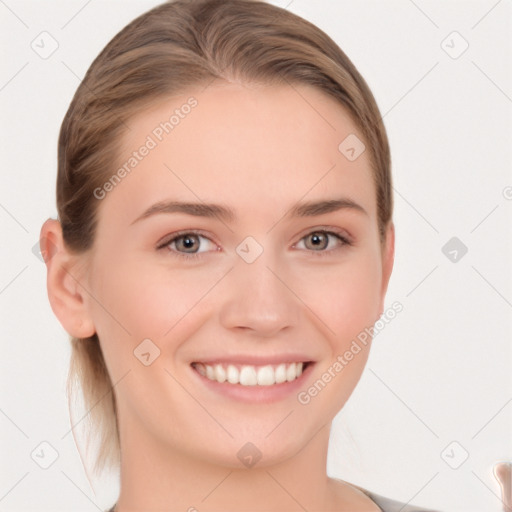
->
<box><xmin>156</xmin><ymin>228</ymin><xmax>352</xmax><ymax>261</ymax></box>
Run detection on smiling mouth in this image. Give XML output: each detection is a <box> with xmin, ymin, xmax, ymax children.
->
<box><xmin>191</xmin><ymin>361</ymin><xmax>313</xmax><ymax>386</ymax></box>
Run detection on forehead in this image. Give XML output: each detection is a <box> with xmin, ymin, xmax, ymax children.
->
<box><xmin>102</xmin><ymin>81</ymin><xmax>376</xmax><ymax>224</ymax></box>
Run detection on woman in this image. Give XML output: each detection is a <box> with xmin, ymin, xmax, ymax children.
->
<box><xmin>40</xmin><ymin>0</ymin><xmax>441</xmax><ymax>510</ymax></box>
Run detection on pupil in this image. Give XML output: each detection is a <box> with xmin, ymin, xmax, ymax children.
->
<box><xmin>310</xmin><ymin>232</ymin><xmax>326</xmax><ymax>249</ymax></box>
<box><xmin>181</xmin><ymin>235</ymin><xmax>197</xmax><ymax>251</ymax></box>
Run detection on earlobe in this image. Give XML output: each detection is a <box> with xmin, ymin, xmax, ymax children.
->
<box><xmin>40</xmin><ymin>219</ymin><xmax>96</xmax><ymax>338</ymax></box>
<box><xmin>378</xmin><ymin>222</ymin><xmax>395</xmax><ymax>316</ymax></box>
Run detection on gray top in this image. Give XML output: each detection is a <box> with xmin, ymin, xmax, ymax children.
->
<box><xmin>361</xmin><ymin>488</ymin><xmax>441</xmax><ymax>511</ymax></box>
<box><xmin>106</xmin><ymin>487</ymin><xmax>441</xmax><ymax>511</ymax></box>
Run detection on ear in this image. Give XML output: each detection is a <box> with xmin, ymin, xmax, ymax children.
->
<box><xmin>378</xmin><ymin>222</ymin><xmax>395</xmax><ymax>316</ymax></box>
<box><xmin>39</xmin><ymin>219</ymin><xmax>96</xmax><ymax>338</ymax></box>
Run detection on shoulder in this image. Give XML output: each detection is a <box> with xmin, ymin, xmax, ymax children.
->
<box><xmin>348</xmin><ymin>482</ymin><xmax>443</xmax><ymax>512</ymax></box>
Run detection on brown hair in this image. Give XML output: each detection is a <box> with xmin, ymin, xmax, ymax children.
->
<box><xmin>58</xmin><ymin>0</ymin><xmax>392</xmax><ymax>475</ymax></box>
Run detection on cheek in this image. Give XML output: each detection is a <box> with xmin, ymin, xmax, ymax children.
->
<box><xmin>88</xmin><ymin>254</ymin><xmax>226</xmax><ymax>352</ymax></box>
<box><xmin>90</xmin><ymin>248</ymin><xmax>382</xmax><ymax>335</ymax></box>
<box><xmin>293</xmin><ymin>254</ymin><xmax>383</xmax><ymax>416</ymax></box>
<box><xmin>294</xmin><ymin>252</ymin><xmax>383</xmax><ymax>347</ymax></box>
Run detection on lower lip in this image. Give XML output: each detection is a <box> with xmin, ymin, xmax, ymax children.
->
<box><xmin>189</xmin><ymin>363</ymin><xmax>315</xmax><ymax>404</ymax></box>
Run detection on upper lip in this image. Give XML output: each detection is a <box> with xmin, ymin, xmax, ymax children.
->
<box><xmin>191</xmin><ymin>354</ymin><xmax>316</xmax><ymax>366</ymax></box>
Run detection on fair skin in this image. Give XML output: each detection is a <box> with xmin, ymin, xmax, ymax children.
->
<box><xmin>42</xmin><ymin>81</ymin><xmax>394</xmax><ymax>511</ymax></box>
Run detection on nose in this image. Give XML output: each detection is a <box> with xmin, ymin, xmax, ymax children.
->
<box><xmin>218</xmin><ymin>250</ymin><xmax>300</xmax><ymax>338</ymax></box>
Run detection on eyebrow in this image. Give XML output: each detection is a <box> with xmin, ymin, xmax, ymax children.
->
<box><xmin>130</xmin><ymin>197</ymin><xmax>367</xmax><ymax>225</ymax></box>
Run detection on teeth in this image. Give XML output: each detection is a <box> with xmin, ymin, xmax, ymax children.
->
<box><xmin>275</xmin><ymin>363</ymin><xmax>287</xmax><ymax>384</ymax></box>
<box><xmin>214</xmin><ymin>364</ymin><xmax>226</xmax><ymax>383</ymax></box>
<box><xmin>206</xmin><ymin>365</ymin><xmax>215</xmax><ymax>380</ymax></box>
<box><xmin>194</xmin><ymin>362</ymin><xmax>306</xmax><ymax>386</ymax></box>
<box><xmin>227</xmin><ymin>364</ymin><xmax>239</xmax><ymax>384</ymax></box>
<box><xmin>257</xmin><ymin>365</ymin><xmax>274</xmax><ymax>386</ymax></box>
<box><xmin>239</xmin><ymin>366</ymin><xmax>258</xmax><ymax>386</ymax></box>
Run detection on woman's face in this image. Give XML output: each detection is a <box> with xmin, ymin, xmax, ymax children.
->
<box><xmin>82</xmin><ymin>81</ymin><xmax>393</xmax><ymax>467</ymax></box>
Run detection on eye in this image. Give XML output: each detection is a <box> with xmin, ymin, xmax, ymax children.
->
<box><xmin>157</xmin><ymin>231</ymin><xmax>218</xmax><ymax>260</ymax></box>
<box><xmin>157</xmin><ymin>228</ymin><xmax>352</xmax><ymax>261</ymax></box>
<box><xmin>294</xmin><ymin>229</ymin><xmax>351</xmax><ymax>256</ymax></box>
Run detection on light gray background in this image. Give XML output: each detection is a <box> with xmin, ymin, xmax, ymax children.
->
<box><xmin>1</xmin><ymin>1</ymin><xmax>511</xmax><ymax>511</ymax></box>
